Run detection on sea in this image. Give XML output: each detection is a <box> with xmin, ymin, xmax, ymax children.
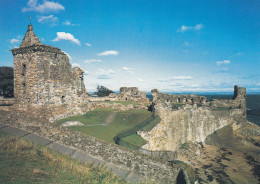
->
<box><xmin>146</xmin><ymin>94</ymin><xmax>260</xmax><ymax>126</ymax></box>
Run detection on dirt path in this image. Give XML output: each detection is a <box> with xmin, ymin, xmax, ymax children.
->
<box><xmin>103</xmin><ymin>111</ymin><xmax>116</xmax><ymax>125</ymax></box>
<box><xmin>82</xmin><ymin>111</ymin><xmax>117</xmax><ymax>127</ymax></box>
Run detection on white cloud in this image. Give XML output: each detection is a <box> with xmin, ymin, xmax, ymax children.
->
<box><xmin>97</xmin><ymin>69</ymin><xmax>115</xmax><ymax>79</ymax></box>
<box><xmin>62</xmin><ymin>51</ymin><xmax>71</xmax><ymax>60</ymax></box>
<box><xmin>159</xmin><ymin>76</ymin><xmax>193</xmax><ymax>82</ymax></box>
<box><xmin>184</xmin><ymin>41</ymin><xmax>192</xmax><ymax>47</ymax></box>
<box><xmin>177</xmin><ymin>24</ymin><xmax>204</xmax><ymax>32</ymax></box>
<box><xmin>62</xmin><ymin>20</ymin><xmax>79</xmax><ymax>26</ymax></box>
<box><xmin>256</xmin><ymin>83</ymin><xmax>260</xmax><ymax>86</ymax></box>
<box><xmin>194</xmin><ymin>23</ymin><xmax>204</xmax><ymax>30</ymax></box>
<box><xmin>52</xmin><ymin>32</ymin><xmax>80</xmax><ymax>45</ymax></box>
<box><xmin>37</xmin><ymin>15</ymin><xmax>58</xmax><ymax>25</ymax></box>
<box><xmin>97</xmin><ymin>50</ymin><xmax>119</xmax><ymax>56</ymax></box>
<box><xmin>178</xmin><ymin>25</ymin><xmax>192</xmax><ymax>32</ymax></box>
<box><xmin>216</xmin><ymin>60</ymin><xmax>231</xmax><ymax>66</ymax></box>
<box><xmin>173</xmin><ymin>76</ymin><xmax>193</xmax><ymax>80</ymax></box>
<box><xmin>85</xmin><ymin>43</ymin><xmax>92</xmax><ymax>47</ymax></box>
<box><xmin>122</xmin><ymin>67</ymin><xmax>133</xmax><ymax>73</ymax></box>
<box><xmin>84</xmin><ymin>59</ymin><xmax>102</xmax><ymax>64</ymax></box>
<box><xmin>22</xmin><ymin>0</ymin><xmax>65</xmax><ymax>13</ymax></box>
<box><xmin>10</xmin><ymin>38</ymin><xmax>20</xmax><ymax>44</ymax></box>
<box><xmin>138</xmin><ymin>78</ymin><xmax>144</xmax><ymax>82</ymax></box>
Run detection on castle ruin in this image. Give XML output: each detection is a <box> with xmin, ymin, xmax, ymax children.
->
<box><xmin>10</xmin><ymin>24</ymin><xmax>88</xmax><ymax>121</ymax></box>
<box><xmin>139</xmin><ymin>85</ymin><xmax>247</xmax><ymax>151</ymax></box>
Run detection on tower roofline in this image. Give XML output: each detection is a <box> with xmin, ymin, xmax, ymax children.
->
<box><xmin>20</xmin><ymin>24</ymin><xmax>42</xmax><ymax>48</ymax></box>
<box><xmin>10</xmin><ymin>24</ymin><xmax>65</xmax><ymax>56</ymax></box>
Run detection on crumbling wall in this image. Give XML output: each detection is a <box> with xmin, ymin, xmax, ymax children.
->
<box><xmin>89</xmin><ymin>87</ymin><xmax>150</xmax><ymax>104</ymax></box>
<box><xmin>118</xmin><ymin>87</ymin><xmax>149</xmax><ymax>103</ymax></box>
<box><xmin>209</xmin><ymin>85</ymin><xmax>246</xmax><ymax>116</ymax></box>
<box><xmin>151</xmin><ymin>89</ymin><xmax>207</xmax><ymax>105</ymax></box>
<box><xmin>140</xmin><ymin>85</ymin><xmax>247</xmax><ymax>151</ymax></box>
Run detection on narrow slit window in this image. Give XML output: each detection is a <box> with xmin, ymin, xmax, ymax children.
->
<box><xmin>22</xmin><ymin>64</ymin><xmax>26</xmax><ymax>76</ymax></box>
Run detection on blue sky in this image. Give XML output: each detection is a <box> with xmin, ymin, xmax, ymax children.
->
<box><xmin>0</xmin><ymin>0</ymin><xmax>259</xmax><ymax>92</ymax></box>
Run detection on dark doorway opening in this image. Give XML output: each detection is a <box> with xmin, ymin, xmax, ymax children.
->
<box><xmin>176</xmin><ymin>170</ymin><xmax>187</xmax><ymax>184</ymax></box>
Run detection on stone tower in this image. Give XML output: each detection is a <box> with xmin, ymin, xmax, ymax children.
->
<box><xmin>11</xmin><ymin>24</ymin><xmax>88</xmax><ymax>121</ymax></box>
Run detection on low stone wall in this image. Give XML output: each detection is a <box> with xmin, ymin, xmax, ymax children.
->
<box><xmin>88</xmin><ymin>101</ymin><xmax>149</xmax><ymax>111</ymax></box>
<box><xmin>0</xmin><ymin>110</ymin><xmax>181</xmax><ymax>183</ymax></box>
<box><xmin>88</xmin><ymin>102</ymin><xmax>134</xmax><ymax>111</ymax></box>
<box><xmin>1</xmin><ymin>103</ymin><xmax>88</xmax><ymax>123</ymax></box>
<box><xmin>0</xmin><ymin>97</ymin><xmax>16</xmax><ymax>106</ymax></box>
<box><xmin>88</xmin><ymin>93</ymin><xmax>118</xmax><ymax>102</ymax></box>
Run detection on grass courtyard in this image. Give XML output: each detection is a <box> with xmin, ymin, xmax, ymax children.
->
<box><xmin>56</xmin><ymin>108</ymin><xmax>160</xmax><ymax>148</ymax></box>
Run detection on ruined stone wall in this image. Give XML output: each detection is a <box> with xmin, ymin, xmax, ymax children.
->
<box><xmin>152</xmin><ymin>86</ymin><xmax>246</xmax><ymax>115</ymax></box>
<box><xmin>209</xmin><ymin>85</ymin><xmax>246</xmax><ymax>116</ymax></box>
<box><xmin>151</xmin><ymin>89</ymin><xmax>207</xmax><ymax>105</ymax></box>
<box><xmin>141</xmin><ymin>103</ymin><xmax>246</xmax><ymax>151</ymax></box>
<box><xmin>88</xmin><ymin>93</ymin><xmax>118</xmax><ymax>102</ymax></box>
<box><xmin>88</xmin><ymin>87</ymin><xmax>150</xmax><ymax>104</ymax></box>
<box><xmin>118</xmin><ymin>87</ymin><xmax>149</xmax><ymax>103</ymax></box>
<box><xmin>140</xmin><ymin>86</ymin><xmax>247</xmax><ymax>151</ymax></box>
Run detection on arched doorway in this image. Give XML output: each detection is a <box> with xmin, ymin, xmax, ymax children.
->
<box><xmin>176</xmin><ymin>169</ymin><xmax>187</xmax><ymax>184</ymax></box>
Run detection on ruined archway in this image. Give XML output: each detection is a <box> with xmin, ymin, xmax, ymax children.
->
<box><xmin>176</xmin><ymin>169</ymin><xmax>188</xmax><ymax>184</ymax></box>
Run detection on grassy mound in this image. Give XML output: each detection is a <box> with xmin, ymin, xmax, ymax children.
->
<box><xmin>0</xmin><ymin>132</ymin><xmax>125</xmax><ymax>184</ymax></box>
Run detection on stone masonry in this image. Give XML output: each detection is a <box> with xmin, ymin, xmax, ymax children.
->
<box><xmin>117</xmin><ymin>87</ymin><xmax>149</xmax><ymax>103</ymax></box>
<box><xmin>139</xmin><ymin>85</ymin><xmax>247</xmax><ymax>151</ymax></box>
<box><xmin>10</xmin><ymin>24</ymin><xmax>88</xmax><ymax>121</ymax></box>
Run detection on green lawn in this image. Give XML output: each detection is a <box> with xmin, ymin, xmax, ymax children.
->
<box><xmin>121</xmin><ymin>133</ymin><xmax>147</xmax><ymax>148</ymax></box>
<box><xmin>56</xmin><ymin>108</ymin><xmax>161</xmax><ymax>149</ymax></box>
<box><xmin>69</xmin><ymin>109</ymin><xmax>152</xmax><ymax>143</ymax></box>
<box><xmin>56</xmin><ymin>108</ymin><xmax>114</xmax><ymax>126</ymax></box>
<box><xmin>0</xmin><ymin>132</ymin><xmax>125</xmax><ymax>184</ymax></box>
